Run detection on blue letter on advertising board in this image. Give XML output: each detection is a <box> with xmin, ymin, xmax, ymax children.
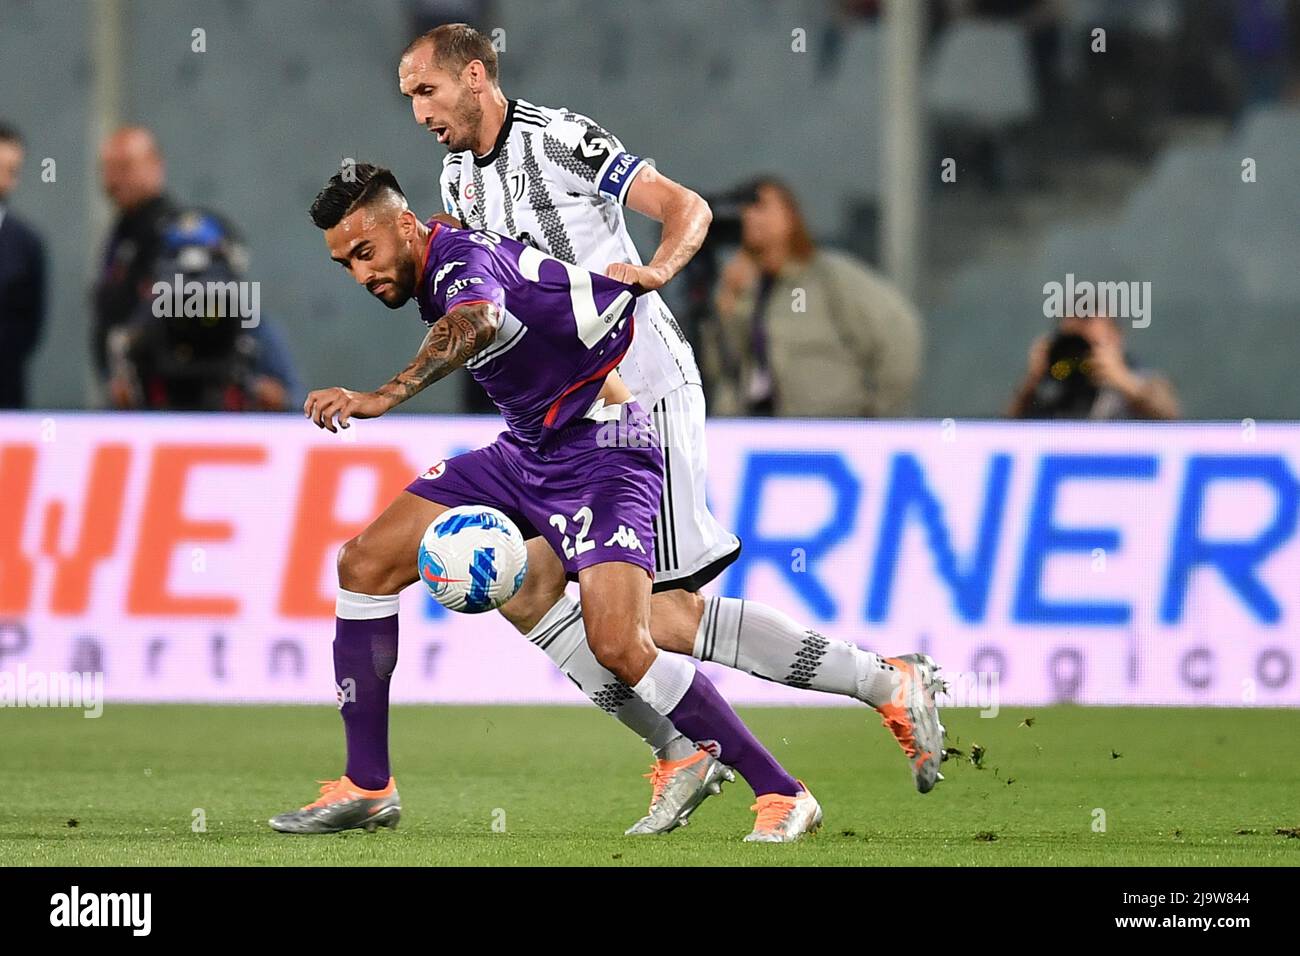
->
<box><xmin>1162</xmin><ymin>456</ymin><xmax>1298</xmax><ymax>624</ymax></box>
<box><xmin>867</xmin><ymin>453</ymin><xmax>1011</xmax><ymax>624</ymax></box>
<box><xmin>724</xmin><ymin>452</ymin><xmax>859</xmax><ymax>619</ymax></box>
<box><xmin>1014</xmin><ymin>454</ymin><xmax>1158</xmax><ymax>624</ymax></box>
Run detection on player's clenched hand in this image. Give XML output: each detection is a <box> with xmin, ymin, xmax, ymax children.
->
<box><xmin>605</xmin><ymin>262</ymin><xmax>667</xmax><ymax>291</ymax></box>
<box><xmin>303</xmin><ymin>387</ymin><xmax>393</xmax><ymax>433</ymax></box>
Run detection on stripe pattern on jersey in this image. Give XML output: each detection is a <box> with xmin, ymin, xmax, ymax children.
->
<box><xmin>467</xmin><ymin>163</ymin><xmax>487</xmax><ymax>228</ymax></box>
<box><xmin>563</xmin><ymin>110</ymin><xmax>616</xmax><ymax>143</ymax></box>
<box><xmin>519</xmin><ymin>133</ymin><xmax>576</xmax><ymax>263</ymax></box>
<box><xmin>492</xmin><ymin>149</ymin><xmax>518</xmax><ymax>236</ymax></box>
<box><xmin>650</xmin><ymin>398</ymin><xmax>679</xmax><ymax>575</ymax></box>
<box><xmin>515</xmin><ymin>101</ymin><xmax>550</xmax><ymax>128</ymax></box>
<box><xmin>541</xmin><ymin>132</ymin><xmax>601</xmax><ymax>185</ymax></box>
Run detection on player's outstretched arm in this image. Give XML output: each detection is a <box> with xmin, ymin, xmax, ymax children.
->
<box><xmin>303</xmin><ymin>302</ymin><xmax>499</xmax><ymax>432</ymax></box>
<box><xmin>606</xmin><ymin>166</ymin><xmax>712</xmax><ymax>291</ymax></box>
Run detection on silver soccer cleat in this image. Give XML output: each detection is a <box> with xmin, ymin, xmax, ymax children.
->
<box><xmin>269</xmin><ymin>776</ymin><xmax>401</xmax><ymax>834</ymax></box>
<box><xmin>877</xmin><ymin>653</ymin><xmax>948</xmax><ymax>794</ymax></box>
<box><xmin>624</xmin><ymin>750</ymin><xmax>735</xmax><ymax>835</ymax></box>
<box><xmin>743</xmin><ymin>784</ymin><xmax>823</xmax><ymax>843</ymax></box>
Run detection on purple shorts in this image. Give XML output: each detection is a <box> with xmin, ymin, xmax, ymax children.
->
<box><xmin>406</xmin><ymin>401</ymin><xmax>663</xmax><ymax>578</ymax></box>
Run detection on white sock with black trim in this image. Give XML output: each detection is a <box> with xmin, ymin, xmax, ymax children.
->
<box><xmin>692</xmin><ymin>596</ymin><xmax>895</xmax><ymax>706</ymax></box>
<box><xmin>525</xmin><ymin>594</ymin><xmax>696</xmax><ymax>760</ymax></box>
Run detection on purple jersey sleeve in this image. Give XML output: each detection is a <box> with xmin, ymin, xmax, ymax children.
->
<box><xmin>420</xmin><ymin>232</ymin><xmax>507</xmax><ymax>326</ymax></box>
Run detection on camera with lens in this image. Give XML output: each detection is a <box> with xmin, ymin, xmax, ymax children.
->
<box><xmin>114</xmin><ymin>208</ymin><xmax>260</xmax><ymax>410</ymax></box>
<box><xmin>1026</xmin><ymin>331</ymin><xmax>1100</xmax><ymax>418</ymax></box>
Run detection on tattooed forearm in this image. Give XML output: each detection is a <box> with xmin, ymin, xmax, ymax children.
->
<box><xmin>376</xmin><ymin>303</ymin><xmax>498</xmax><ymax>407</ymax></box>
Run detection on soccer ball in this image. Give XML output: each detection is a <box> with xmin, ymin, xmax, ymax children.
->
<box><xmin>417</xmin><ymin>506</ymin><xmax>529</xmax><ymax>613</ymax></box>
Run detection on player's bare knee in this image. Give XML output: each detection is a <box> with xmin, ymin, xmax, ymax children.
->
<box><xmin>337</xmin><ymin>535</ymin><xmax>398</xmax><ymax>594</ymax></box>
<box><xmin>587</xmin><ymin>621</ymin><xmax>654</xmax><ymax>684</ymax></box>
<box><xmin>586</xmin><ymin>627</ymin><xmax>629</xmax><ymax>676</ymax></box>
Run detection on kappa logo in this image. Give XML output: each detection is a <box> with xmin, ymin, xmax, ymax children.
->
<box><xmin>421</xmin><ymin>460</ymin><xmax>447</xmax><ymax>480</ymax></box>
<box><xmin>603</xmin><ymin>525</ymin><xmax>646</xmax><ymax>553</ymax></box>
<box><xmin>432</xmin><ymin>261</ymin><xmax>465</xmax><ymax>295</ymax></box>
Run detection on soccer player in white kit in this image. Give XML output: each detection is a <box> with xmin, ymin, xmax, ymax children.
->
<box><xmin>396</xmin><ymin>24</ymin><xmax>946</xmax><ymax>835</ymax></box>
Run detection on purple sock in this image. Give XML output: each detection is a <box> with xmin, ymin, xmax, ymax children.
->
<box><xmin>667</xmin><ymin>669</ymin><xmax>800</xmax><ymax>798</ymax></box>
<box><xmin>334</xmin><ymin>614</ymin><xmax>398</xmax><ymax>791</ymax></box>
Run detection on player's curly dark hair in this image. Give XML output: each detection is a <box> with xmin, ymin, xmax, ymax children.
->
<box><xmin>309</xmin><ymin>162</ymin><xmax>406</xmax><ymax>229</ymax></box>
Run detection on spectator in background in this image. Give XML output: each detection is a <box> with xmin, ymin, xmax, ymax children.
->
<box><xmin>0</xmin><ymin>122</ymin><xmax>46</xmax><ymax>409</ymax></box>
<box><xmin>1007</xmin><ymin>312</ymin><xmax>1179</xmax><ymax>419</ymax></box>
<box><xmin>94</xmin><ymin>126</ymin><xmax>299</xmax><ymax>409</ymax></box>
<box><xmin>703</xmin><ymin>177</ymin><xmax>922</xmax><ymax>418</ymax></box>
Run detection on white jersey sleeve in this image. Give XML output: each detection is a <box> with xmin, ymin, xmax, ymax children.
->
<box><xmin>535</xmin><ymin>112</ymin><xmax>648</xmax><ymax>206</ymax></box>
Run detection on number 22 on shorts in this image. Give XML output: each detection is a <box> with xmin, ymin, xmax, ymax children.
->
<box><xmin>549</xmin><ymin>506</ymin><xmax>595</xmax><ymax>560</ymax></box>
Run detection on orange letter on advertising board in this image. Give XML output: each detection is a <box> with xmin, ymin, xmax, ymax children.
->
<box><xmin>128</xmin><ymin>445</ymin><xmax>267</xmax><ymax>615</ymax></box>
<box><xmin>0</xmin><ymin>444</ymin><xmax>37</xmax><ymax>613</ymax></box>
<box><xmin>44</xmin><ymin>444</ymin><xmax>131</xmax><ymax>615</ymax></box>
<box><xmin>278</xmin><ymin>448</ymin><xmax>415</xmax><ymax>618</ymax></box>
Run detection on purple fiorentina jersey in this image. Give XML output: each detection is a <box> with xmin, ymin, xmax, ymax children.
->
<box><xmin>416</xmin><ymin>221</ymin><xmax>638</xmax><ymax>450</ymax></box>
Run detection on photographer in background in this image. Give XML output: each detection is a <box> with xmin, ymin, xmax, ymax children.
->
<box><xmin>108</xmin><ymin>208</ymin><xmax>299</xmax><ymax>411</ymax></box>
<box><xmin>95</xmin><ymin>126</ymin><xmax>298</xmax><ymax>410</ymax></box>
<box><xmin>1008</xmin><ymin>312</ymin><xmax>1180</xmax><ymax>420</ymax></box>
<box><xmin>701</xmin><ymin>177</ymin><xmax>922</xmax><ymax>417</ymax></box>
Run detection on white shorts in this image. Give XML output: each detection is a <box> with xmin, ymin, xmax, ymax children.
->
<box><xmin>646</xmin><ymin>383</ymin><xmax>742</xmax><ymax>591</ymax></box>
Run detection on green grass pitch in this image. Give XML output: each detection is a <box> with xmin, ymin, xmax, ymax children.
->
<box><xmin>2</xmin><ymin>704</ymin><xmax>1298</xmax><ymax>866</ymax></box>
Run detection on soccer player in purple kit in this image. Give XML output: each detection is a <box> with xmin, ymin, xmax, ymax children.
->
<box><xmin>268</xmin><ymin>163</ymin><xmax>823</xmax><ymax>842</ymax></box>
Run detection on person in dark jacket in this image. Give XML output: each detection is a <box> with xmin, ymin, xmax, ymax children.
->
<box><xmin>0</xmin><ymin>122</ymin><xmax>46</xmax><ymax>409</ymax></box>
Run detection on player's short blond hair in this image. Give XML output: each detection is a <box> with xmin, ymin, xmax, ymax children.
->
<box><xmin>403</xmin><ymin>23</ymin><xmax>498</xmax><ymax>83</ymax></box>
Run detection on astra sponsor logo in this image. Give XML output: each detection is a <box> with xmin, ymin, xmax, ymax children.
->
<box><xmin>0</xmin><ymin>665</ymin><xmax>103</xmax><ymax>718</ymax></box>
<box><xmin>49</xmin><ymin>886</ymin><xmax>152</xmax><ymax>936</ymax></box>
<box><xmin>444</xmin><ymin>275</ymin><xmax>483</xmax><ymax>301</ymax></box>
<box><xmin>151</xmin><ymin>273</ymin><xmax>260</xmax><ymax>329</ymax></box>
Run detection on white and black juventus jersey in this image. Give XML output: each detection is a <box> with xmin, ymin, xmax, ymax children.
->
<box><xmin>439</xmin><ymin>98</ymin><xmax>700</xmax><ymax>407</ymax></box>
